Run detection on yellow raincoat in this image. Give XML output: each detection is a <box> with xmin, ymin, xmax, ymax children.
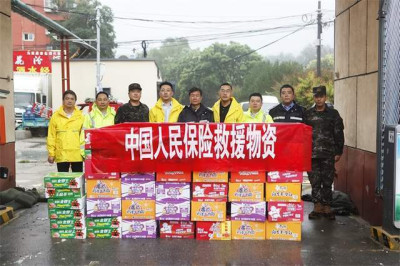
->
<box><xmin>243</xmin><ymin>110</ymin><xmax>274</xmax><ymax>123</ymax></box>
<box><xmin>212</xmin><ymin>97</ymin><xmax>244</xmax><ymax>123</ymax></box>
<box><xmin>149</xmin><ymin>98</ymin><xmax>183</xmax><ymax>122</ymax></box>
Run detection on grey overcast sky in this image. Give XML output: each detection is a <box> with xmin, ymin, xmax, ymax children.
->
<box><xmin>100</xmin><ymin>0</ymin><xmax>335</xmax><ymax>58</ymax></box>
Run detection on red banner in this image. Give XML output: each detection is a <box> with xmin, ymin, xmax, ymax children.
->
<box><xmin>88</xmin><ymin>123</ymin><xmax>312</xmax><ymax>173</ymax></box>
<box><xmin>13</xmin><ymin>50</ymin><xmax>60</xmax><ymax>73</ymax></box>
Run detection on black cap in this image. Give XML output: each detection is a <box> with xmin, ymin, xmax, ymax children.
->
<box><xmin>129</xmin><ymin>83</ymin><xmax>142</xmax><ymax>91</ymax></box>
<box><xmin>313</xmin><ymin>86</ymin><xmax>326</xmax><ymax>96</ymax></box>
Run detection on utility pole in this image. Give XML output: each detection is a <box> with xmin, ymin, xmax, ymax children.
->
<box><xmin>96</xmin><ymin>8</ymin><xmax>102</xmax><ymax>93</ymax></box>
<box><xmin>316</xmin><ymin>0</ymin><xmax>322</xmax><ymax>77</ymax></box>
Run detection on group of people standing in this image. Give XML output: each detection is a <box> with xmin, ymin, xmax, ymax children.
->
<box><xmin>46</xmin><ymin>81</ymin><xmax>344</xmax><ymax>220</ymax></box>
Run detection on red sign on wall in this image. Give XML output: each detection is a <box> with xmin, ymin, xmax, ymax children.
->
<box><xmin>13</xmin><ymin>50</ymin><xmax>60</xmax><ymax>73</ymax></box>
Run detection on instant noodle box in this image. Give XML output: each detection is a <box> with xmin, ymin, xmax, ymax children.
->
<box><xmin>230</xmin><ymin>171</ymin><xmax>266</xmax><ymax>183</ymax></box>
<box><xmin>51</xmin><ymin>229</ymin><xmax>86</xmax><ymax>239</ymax></box>
<box><xmin>156</xmin><ymin>182</ymin><xmax>190</xmax><ymax>202</ymax></box>
<box><xmin>231</xmin><ymin>220</ymin><xmax>266</xmax><ymax>240</ymax></box>
<box><xmin>84</xmin><ymin>159</ymin><xmax>120</xmax><ymax>180</ymax></box>
<box><xmin>191</xmin><ymin>201</ymin><xmax>226</xmax><ymax>221</ymax></box>
<box><xmin>267</xmin><ymin>201</ymin><xmax>304</xmax><ymax>222</ymax></box>
<box><xmin>196</xmin><ymin>221</ymin><xmax>232</xmax><ymax>240</ymax></box>
<box><xmin>228</xmin><ymin>183</ymin><xmax>264</xmax><ymax>202</ymax></box>
<box><xmin>44</xmin><ymin>172</ymin><xmax>84</xmax><ymax>188</ymax></box>
<box><xmin>48</xmin><ymin>208</ymin><xmax>85</xmax><ymax>220</ymax></box>
<box><xmin>231</xmin><ymin>202</ymin><xmax>266</xmax><ymax>222</ymax></box>
<box><xmin>50</xmin><ymin>217</ymin><xmax>85</xmax><ymax>230</ymax></box>
<box><xmin>192</xmin><ymin>172</ymin><xmax>228</xmax><ymax>183</ymax></box>
<box><xmin>121</xmin><ymin>199</ymin><xmax>155</xmax><ymax>220</ymax></box>
<box><xmin>267</xmin><ymin>171</ymin><xmax>303</xmax><ymax>183</ymax></box>
<box><xmin>45</xmin><ymin>188</ymin><xmax>84</xmax><ymax>199</ymax></box>
<box><xmin>86</xmin><ymin>198</ymin><xmax>121</xmax><ymax>217</ymax></box>
<box><xmin>121</xmin><ymin>179</ymin><xmax>155</xmax><ymax>200</ymax></box>
<box><xmin>156</xmin><ymin>200</ymin><xmax>191</xmax><ymax>221</ymax></box>
<box><xmin>192</xmin><ymin>182</ymin><xmax>228</xmax><ymax>202</ymax></box>
<box><xmin>86</xmin><ymin>217</ymin><xmax>122</xmax><ymax>228</ymax></box>
<box><xmin>86</xmin><ymin>179</ymin><xmax>121</xmax><ymax>198</ymax></box>
<box><xmin>48</xmin><ymin>196</ymin><xmax>86</xmax><ymax>210</ymax></box>
<box><xmin>121</xmin><ymin>219</ymin><xmax>157</xmax><ymax>239</ymax></box>
<box><xmin>265</xmin><ymin>221</ymin><xmax>302</xmax><ymax>241</ymax></box>
<box><xmin>156</xmin><ymin>171</ymin><xmax>191</xmax><ymax>182</ymax></box>
<box><xmin>87</xmin><ymin>227</ymin><xmax>121</xmax><ymax>238</ymax></box>
<box><xmin>265</xmin><ymin>183</ymin><xmax>301</xmax><ymax>202</ymax></box>
<box><xmin>159</xmin><ymin>221</ymin><xmax>195</xmax><ymax>239</ymax></box>
<box><xmin>121</xmin><ymin>172</ymin><xmax>155</xmax><ymax>181</ymax></box>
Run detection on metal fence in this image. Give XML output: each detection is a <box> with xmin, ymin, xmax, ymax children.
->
<box><xmin>377</xmin><ymin>0</ymin><xmax>400</xmax><ymax>194</ymax></box>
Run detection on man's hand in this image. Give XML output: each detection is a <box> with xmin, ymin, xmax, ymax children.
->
<box><xmin>48</xmin><ymin>156</ymin><xmax>55</xmax><ymax>164</ymax></box>
<box><xmin>335</xmin><ymin>155</ymin><xmax>341</xmax><ymax>162</ymax></box>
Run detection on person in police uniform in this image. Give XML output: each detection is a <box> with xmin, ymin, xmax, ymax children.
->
<box><xmin>269</xmin><ymin>84</ymin><xmax>305</xmax><ymax>123</ymax></box>
<box><xmin>304</xmin><ymin>86</ymin><xmax>344</xmax><ymax>220</ymax></box>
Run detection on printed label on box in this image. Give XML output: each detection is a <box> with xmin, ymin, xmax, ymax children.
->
<box><xmin>51</xmin><ymin>229</ymin><xmax>86</xmax><ymax>239</ymax></box>
<box><xmin>230</xmin><ymin>171</ymin><xmax>266</xmax><ymax>183</ymax></box>
<box><xmin>156</xmin><ymin>200</ymin><xmax>191</xmax><ymax>221</ymax></box>
<box><xmin>156</xmin><ymin>171</ymin><xmax>191</xmax><ymax>182</ymax></box>
<box><xmin>231</xmin><ymin>202</ymin><xmax>266</xmax><ymax>222</ymax></box>
<box><xmin>265</xmin><ymin>183</ymin><xmax>301</xmax><ymax>202</ymax></box>
<box><xmin>50</xmin><ymin>217</ymin><xmax>85</xmax><ymax>230</ymax></box>
<box><xmin>229</xmin><ymin>183</ymin><xmax>264</xmax><ymax>202</ymax></box>
<box><xmin>121</xmin><ymin>173</ymin><xmax>155</xmax><ymax>181</ymax></box>
<box><xmin>122</xmin><ymin>219</ymin><xmax>157</xmax><ymax>239</ymax></box>
<box><xmin>191</xmin><ymin>201</ymin><xmax>226</xmax><ymax>221</ymax></box>
<box><xmin>159</xmin><ymin>221</ymin><xmax>195</xmax><ymax>237</ymax></box>
<box><xmin>121</xmin><ymin>200</ymin><xmax>155</xmax><ymax>220</ymax></box>
<box><xmin>267</xmin><ymin>171</ymin><xmax>303</xmax><ymax>183</ymax></box>
<box><xmin>193</xmin><ymin>172</ymin><xmax>228</xmax><ymax>183</ymax></box>
<box><xmin>86</xmin><ymin>217</ymin><xmax>122</xmax><ymax>228</ymax></box>
<box><xmin>156</xmin><ymin>182</ymin><xmax>190</xmax><ymax>202</ymax></box>
<box><xmin>86</xmin><ymin>180</ymin><xmax>121</xmax><ymax>198</ymax></box>
<box><xmin>267</xmin><ymin>201</ymin><xmax>304</xmax><ymax>222</ymax></box>
<box><xmin>87</xmin><ymin>198</ymin><xmax>121</xmax><ymax>217</ymax></box>
<box><xmin>265</xmin><ymin>221</ymin><xmax>302</xmax><ymax>241</ymax></box>
<box><xmin>44</xmin><ymin>172</ymin><xmax>84</xmax><ymax>188</ymax></box>
<box><xmin>87</xmin><ymin>228</ymin><xmax>121</xmax><ymax>238</ymax></box>
<box><xmin>196</xmin><ymin>221</ymin><xmax>232</xmax><ymax>240</ymax></box>
<box><xmin>121</xmin><ymin>180</ymin><xmax>155</xmax><ymax>200</ymax></box>
<box><xmin>45</xmin><ymin>188</ymin><xmax>84</xmax><ymax>199</ymax></box>
<box><xmin>232</xmin><ymin>221</ymin><xmax>265</xmax><ymax>240</ymax></box>
<box><xmin>48</xmin><ymin>197</ymin><xmax>85</xmax><ymax>210</ymax></box>
<box><xmin>192</xmin><ymin>183</ymin><xmax>228</xmax><ymax>202</ymax></box>
<box><xmin>48</xmin><ymin>208</ymin><xmax>85</xmax><ymax>220</ymax></box>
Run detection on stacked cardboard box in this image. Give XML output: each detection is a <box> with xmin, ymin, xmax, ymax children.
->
<box><xmin>45</xmin><ymin>172</ymin><xmax>86</xmax><ymax>239</ymax></box>
<box><xmin>265</xmin><ymin>171</ymin><xmax>303</xmax><ymax>241</ymax></box>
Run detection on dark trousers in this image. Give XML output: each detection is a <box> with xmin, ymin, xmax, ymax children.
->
<box><xmin>307</xmin><ymin>157</ymin><xmax>335</xmax><ymax>205</ymax></box>
<box><xmin>57</xmin><ymin>162</ymin><xmax>83</xmax><ymax>172</ymax></box>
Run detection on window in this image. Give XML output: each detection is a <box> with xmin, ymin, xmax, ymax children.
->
<box><xmin>44</xmin><ymin>0</ymin><xmax>56</xmax><ymax>12</ymax></box>
<box><xmin>22</xmin><ymin>33</ymin><xmax>34</xmax><ymax>41</ymax></box>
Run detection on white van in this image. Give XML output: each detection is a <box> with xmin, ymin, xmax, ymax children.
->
<box><xmin>241</xmin><ymin>95</ymin><xmax>279</xmax><ymax>113</ymax></box>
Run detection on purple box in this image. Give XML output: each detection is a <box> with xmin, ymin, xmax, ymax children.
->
<box><xmin>156</xmin><ymin>200</ymin><xmax>191</xmax><ymax>221</ymax></box>
<box><xmin>121</xmin><ymin>219</ymin><xmax>157</xmax><ymax>239</ymax></box>
<box><xmin>156</xmin><ymin>182</ymin><xmax>190</xmax><ymax>202</ymax></box>
<box><xmin>231</xmin><ymin>202</ymin><xmax>266</xmax><ymax>222</ymax></box>
<box><xmin>86</xmin><ymin>198</ymin><xmax>121</xmax><ymax>217</ymax></box>
<box><xmin>121</xmin><ymin>179</ymin><xmax>155</xmax><ymax>200</ymax></box>
<box><xmin>121</xmin><ymin>173</ymin><xmax>155</xmax><ymax>181</ymax></box>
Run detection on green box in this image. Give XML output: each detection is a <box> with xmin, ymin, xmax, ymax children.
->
<box><xmin>45</xmin><ymin>188</ymin><xmax>84</xmax><ymax>199</ymax></box>
<box><xmin>50</xmin><ymin>217</ymin><xmax>85</xmax><ymax>230</ymax></box>
<box><xmin>48</xmin><ymin>208</ymin><xmax>85</xmax><ymax>220</ymax></box>
<box><xmin>48</xmin><ymin>196</ymin><xmax>86</xmax><ymax>210</ymax></box>
<box><xmin>87</xmin><ymin>228</ymin><xmax>121</xmax><ymax>238</ymax></box>
<box><xmin>86</xmin><ymin>217</ymin><xmax>121</xmax><ymax>229</ymax></box>
<box><xmin>44</xmin><ymin>172</ymin><xmax>84</xmax><ymax>189</ymax></box>
<box><xmin>51</xmin><ymin>229</ymin><xmax>86</xmax><ymax>239</ymax></box>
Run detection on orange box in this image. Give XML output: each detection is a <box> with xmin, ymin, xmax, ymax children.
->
<box><xmin>121</xmin><ymin>199</ymin><xmax>155</xmax><ymax>220</ymax></box>
<box><xmin>156</xmin><ymin>171</ymin><xmax>191</xmax><ymax>182</ymax></box>
<box><xmin>228</xmin><ymin>183</ymin><xmax>264</xmax><ymax>202</ymax></box>
<box><xmin>86</xmin><ymin>180</ymin><xmax>121</xmax><ymax>198</ymax></box>
<box><xmin>230</xmin><ymin>171</ymin><xmax>266</xmax><ymax>183</ymax></box>
<box><xmin>231</xmin><ymin>220</ymin><xmax>265</xmax><ymax>240</ymax></box>
<box><xmin>191</xmin><ymin>201</ymin><xmax>226</xmax><ymax>221</ymax></box>
<box><xmin>265</xmin><ymin>221</ymin><xmax>302</xmax><ymax>241</ymax></box>
<box><xmin>193</xmin><ymin>172</ymin><xmax>228</xmax><ymax>183</ymax></box>
<box><xmin>265</xmin><ymin>183</ymin><xmax>301</xmax><ymax>202</ymax></box>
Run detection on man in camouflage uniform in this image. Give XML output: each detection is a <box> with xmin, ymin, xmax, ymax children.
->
<box><xmin>114</xmin><ymin>83</ymin><xmax>149</xmax><ymax>124</ymax></box>
<box><xmin>304</xmin><ymin>86</ymin><xmax>344</xmax><ymax>220</ymax></box>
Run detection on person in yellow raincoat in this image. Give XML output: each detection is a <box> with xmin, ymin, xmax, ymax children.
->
<box><xmin>243</xmin><ymin>93</ymin><xmax>274</xmax><ymax>123</ymax></box>
<box><xmin>212</xmin><ymin>82</ymin><xmax>244</xmax><ymax>123</ymax></box>
<box><xmin>149</xmin><ymin>81</ymin><xmax>183</xmax><ymax>122</ymax></box>
<box><xmin>47</xmin><ymin>90</ymin><xmax>84</xmax><ymax>172</ymax></box>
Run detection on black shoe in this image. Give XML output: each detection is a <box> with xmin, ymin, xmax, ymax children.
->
<box><xmin>308</xmin><ymin>211</ymin><xmax>321</xmax><ymax>220</ymax></box>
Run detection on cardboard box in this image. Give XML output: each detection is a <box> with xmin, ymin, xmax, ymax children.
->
<box><xmin>156</xmin><ymin>200</ymin><xmax>191</xmax><ymax>221</ymax></box>
<box><xmin>121</xmin><ymin>179</ymin><xmax>155</xmax><ymax>200</ymax></box>
<box><xmin>86</xmin><ymin>217</ymin><xmax>122</xmax><ymax>228</ymax></box>
<box><xmin>86</xmin><ymin>180</ymin><xmax>121</xmax><ymax>198</ymax></box>
<box><xmin>48</xmin><ymin>208</ymin><xmax>85</xmax><ymax>220</ymax></box>
<box><xmin>159</xmin><ymin>221</ymin><xmax>195</xmax><ymax>239</ymax></box>
<box><xmin>50</xmin><ymin>217</ymin><xmax>85</xmax><ymax>230</ymax></box>
<box><xmin>265</xmin><ymin>183</ymin><xmax>301</xmax><ymax>202</ymax></box>
<box><xmin>231</xmin><ymin>202</ymin><xmax>266</xmax><ymax>222</ymax></box>
<box><xmin>228</xmin><ymin>183</ymin><xmax>264</xmax><ymax>202</ymax></box>
<box><xmin>230</xmin><ymin>171</ymin><xmax>266</xmax><ymax>183</ymax></box>
<box><xmin>267</xmin><ymin>202</ymin><xmax>304</xmax><ymax>222</ymax></box>
<box><xmin>51</xmin><ymin>229</ymin><xmax>86</xmax><ymax>239</ymax></box>
<box><xmin>265</xmin><ymin>221</ymin><xmax>302</xmax><ymax>241</ymax></box>
<box><xmin>267</xmin><ymin>171</ymin><xmax>303</xmax><ymax>183</ymax></box>
<box><xmin>121</xmin><ymin>219</ymin><xmax>157</xmax><ymax>239</ymax></box>
<box><xmin>121</xmin><ymin>172</ymin><xmax>155</xmax><ymax>181</ymax></box>
<box><xmin>44</xmin><ymin>172</ymin><xmax>84</xmax><ymax>188</ymax></box>
<box><xmin>86</xmin><ymin>198</ymin><xmax>121</xmax><ymax>217</ymax></box>
<box><xmin>156</xmin><ymin>171</ymin><xmax>191</xmax><ymax>182</ymax></box>
<box><xmin>121</xmin><ymin>199</ymin><xmax>155</xmax><ymax>220</ymax></box>
<box><xmin>193</xmin><ymin>172</ymin><xmax>228</xmax><ymax>183</ymax></box>
<box><xmin>231</xmin><ymin>221</ymin><xmax>265</xmax><ymax>240</ymax></box>
<box><xmin>191</xmin><ymin>201</ymin><xmax>226</xmax><ymax>221</ymax></box>
<box><xmin>192</xmin><ymin>183</ymin><xmax>228</xmax><ymax>202</ymax></box>
<box><xmin>156</xmin><ymin>182</ymin><xmax>190</xmax><ymax>202</ymax></box>
<box><xmin>196</xmin><ymin>221</ymin><xmax>232</xmax><ymax>240</ymax></box>
<box><xmin>87</xmin><ymin>228</ymin><xmax>121</xmax><ymax>238</ymax></box>
<box><xmin>45</xmin><ymin>188</ymin><xmax>84</xmax><ymax>199</ymax></box>
<box><xmin>48</xmin><ymin>197</ymin><xmax>86</xmax><ymax>210</ymax></box>
<box><xmin>84</xmin><ymin>159</ymin><xmax>120</xmax><ymax>179</ymax></box>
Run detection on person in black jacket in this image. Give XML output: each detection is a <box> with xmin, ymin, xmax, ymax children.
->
<box><xmin>269</xmin><ymin>84</ymin><xmax>305</xmax><ymax>123</ymax></box>
<box><xmin>178</xmin><ymin>87</ymin><xmax>214</xmax><ymax>122</ymax></box>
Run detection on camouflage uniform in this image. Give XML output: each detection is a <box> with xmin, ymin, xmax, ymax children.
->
<box><xmin>304</xmin><ymin>104</ymin><xmax>344</xmax><ymax>205</ymax></box>
<box><xmin>114</xmin><ymin>102</ymin><xmax>149</xmax><ymax>124</ymax></box>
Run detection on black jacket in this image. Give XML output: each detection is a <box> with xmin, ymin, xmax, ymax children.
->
<box><xmin>178</xmin><ymin>104</ymin><xmax>214</xmax><ymax>122</ymax></box>
<box><xmin>268</xmin><ymin>102</ymin><xmax>305</xmax><ymax>123</ymax></box>
<box><xmin>114</xmin><ymin>102</ymin><xmax>149</xmax><ymax>124</ymax></box>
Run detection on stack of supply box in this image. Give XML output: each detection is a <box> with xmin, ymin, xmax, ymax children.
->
<box><xmin>156</xmin><ymin>171</ymin><xmax>194</xmax><ymax>239</ymax></box>
<box><xmin>193</xmin><ymin>172</ymin><xmax>230</xmax><ymax>240</ymax></box>
<box><xmin>45</xmin><ymin>172</ymin><xmax>86</xmax><ymax>239</ymax></box>
<box><xmin>265</xmin><ymin>171</ymin><xmax>304</xmax><ymax>241</ymax></box>
<box><xmin>121</xmin><ymin>172</ymin><xmax>157</xmax><ymax>239</ymax></box>
<box><xmin>229</xmin><ymin>171</ymin><xmax>266</xmax><ymax>240</ymax></box>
